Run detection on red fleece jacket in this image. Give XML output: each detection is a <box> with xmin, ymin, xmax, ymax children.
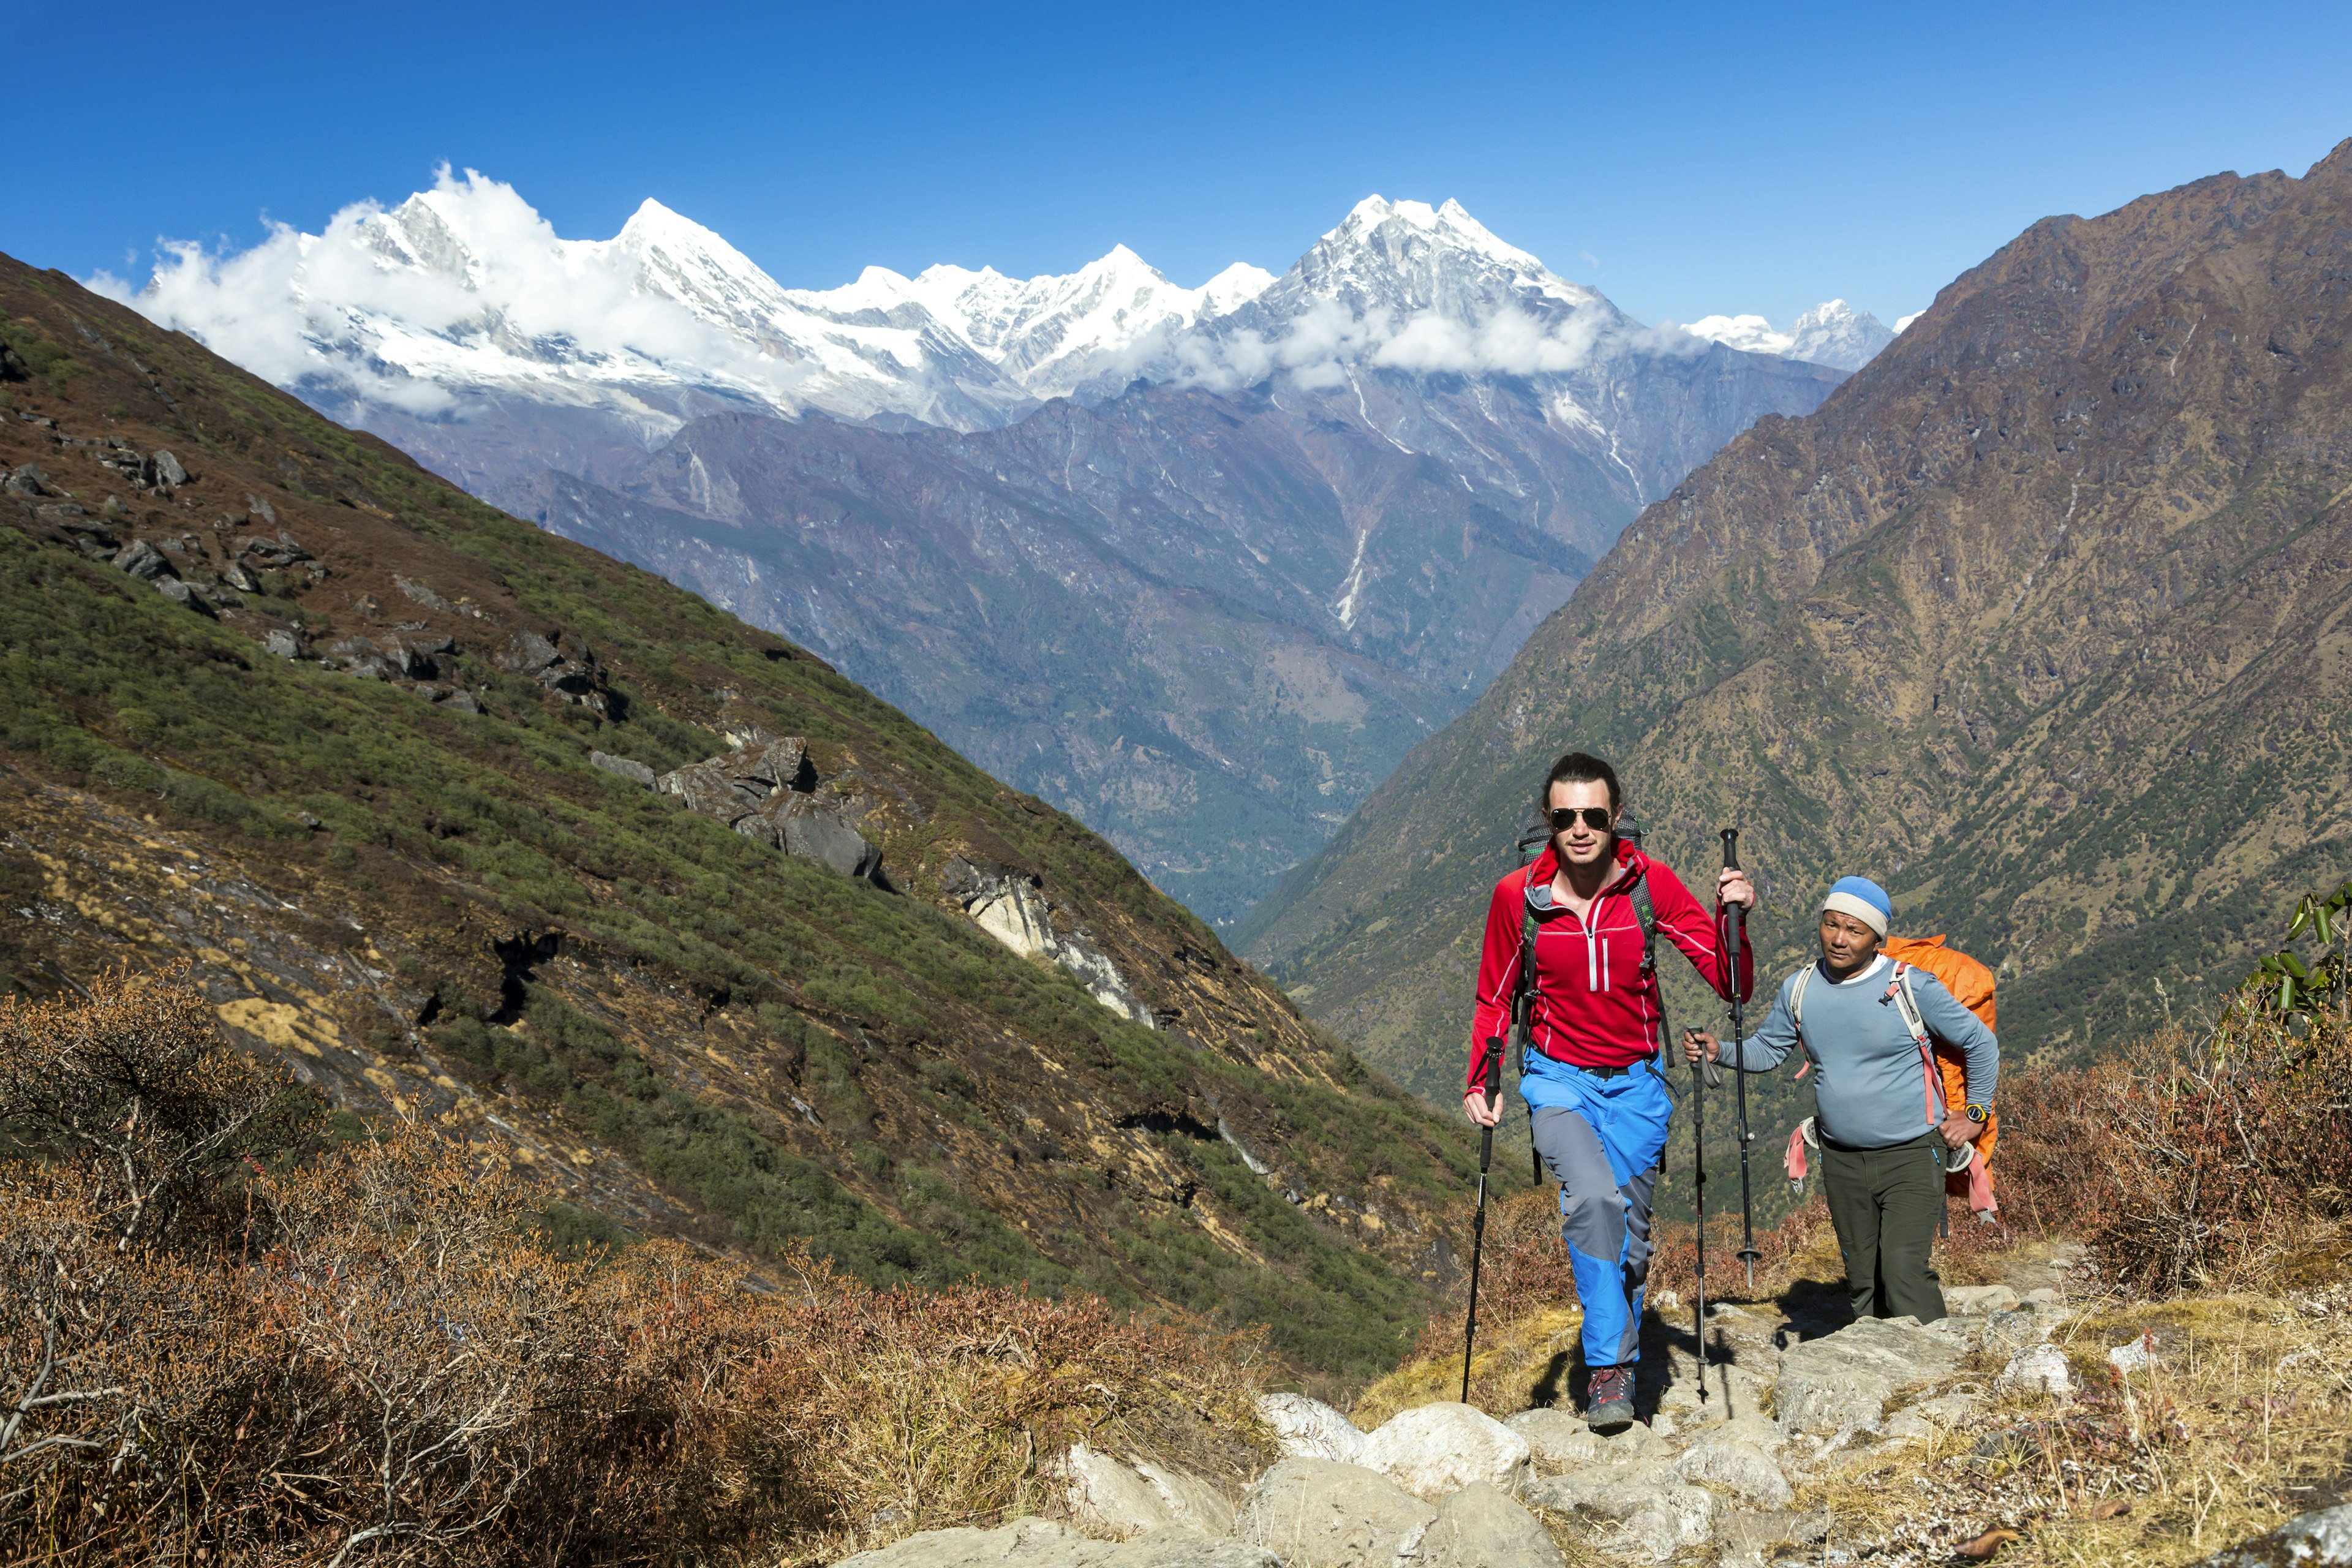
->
<box><xmin>1466</xmin><ymin>840</ymin><xmax>1752</xmax><ymax>1088</ymax></box>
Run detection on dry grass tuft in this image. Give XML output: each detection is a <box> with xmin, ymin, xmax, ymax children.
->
<box><xmin>1803</xmin><ymin>1287</ymin><xmax>2352</xmax><ymax>1568</ymax></box>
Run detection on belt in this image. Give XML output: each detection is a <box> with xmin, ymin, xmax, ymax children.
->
<box><xmin>1526</xmin><ymin>1048</ymin><xmax>1646</xmax><ymax>1080</ymax></box>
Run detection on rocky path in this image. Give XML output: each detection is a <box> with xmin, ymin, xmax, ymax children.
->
<box><xmin>839</xmin><ymin>1273</ymin><xmax>2117</xmax><ymax>1567</ymax></box>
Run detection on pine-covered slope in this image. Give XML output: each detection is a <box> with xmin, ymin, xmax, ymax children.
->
<box><xmin>0</xmin><ymin>254</ymin><xmax>1468</xmax><ymax>1377</ymax></box>
<box><xmin>1243</xmin><ymin>145</ymin><xmax>2352</xmax><ymax>1105</ymax></box>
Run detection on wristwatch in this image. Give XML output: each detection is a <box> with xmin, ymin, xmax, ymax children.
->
<box><xmin>1964</xmin><ymin>1103</ymin><xmax>1991</xmax><ymax>1124</ymax></box>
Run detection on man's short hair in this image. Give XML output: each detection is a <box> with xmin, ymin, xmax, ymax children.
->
<box><xmin>1540</xmin><ymin>751</ymin><xmax>1620</xmax><ymax>814</ymax></box>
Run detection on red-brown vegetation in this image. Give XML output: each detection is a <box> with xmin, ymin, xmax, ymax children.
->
<box><xmin>0</xmin><ymin>974</ymin><xmax>1268</xmax><ymax>1566</ymax></box>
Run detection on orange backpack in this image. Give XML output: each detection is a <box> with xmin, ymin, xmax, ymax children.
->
<box><xmin>1882</xmin><ymin>934</ymin><xmax>1998</xmax><ymax>1174</ymax></box>
<box><xmin>1783</xmin><ymin>933</ymin><xmax>2002</xmax><ymax>1216</ymax></box>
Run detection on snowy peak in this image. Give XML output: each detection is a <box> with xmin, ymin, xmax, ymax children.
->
<box><xmin>794</xmin><ymin>242</ymin><xmax>1275</xmax><ymax>401</ymax></box>
<box><xmin>1682</xmin><ymin>298</ymin><xmax>1897</xmax><ymax>372</ymax></box>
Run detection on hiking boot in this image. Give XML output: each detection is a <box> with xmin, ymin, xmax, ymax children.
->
<box><xmin>1585</xmin><ymin>1362</ymin><xmax>1636</xmax><ymax>1430</ymax></box>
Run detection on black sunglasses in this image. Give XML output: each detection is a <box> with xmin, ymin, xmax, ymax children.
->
<box><xmin>1548</xmin><ymin>807</ymin><xmax>1614</xmax><ymax>833</ymax></box>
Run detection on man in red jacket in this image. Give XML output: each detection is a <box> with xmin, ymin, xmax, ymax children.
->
<box><xmin>1466</xmin><ymin>751</ymin><xmax>1752</xmax><ymax>1428</ymax></box>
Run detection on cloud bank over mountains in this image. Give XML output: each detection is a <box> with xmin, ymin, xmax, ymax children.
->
<box><xmin>97</xmin><ymin>169</ymin><xmax>1898</xmax><ymax>440</ymax></box>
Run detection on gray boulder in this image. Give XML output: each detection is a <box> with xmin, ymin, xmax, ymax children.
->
<box><xmin>2192</xmin><ymin>1504</ymin><xmax>2352</xmax><ymax>1568</ymax></box>
<box><xmin>1238</xmin><ymin>1457</ymin><xmax>1436</xmax><ymax>1568</ymax></box>
<box><xmin>1058</xmin><ymin>1445</ymin><xmax>1233</xmax><ymax>1540</ymax></box>
<box><xmin>660</xmin><ymin>760</ymin><xmax>761</xmax><ymax>823</ymax></box>
<box><xmin>1996</xmin><ymin>1344</ymin><xmax>2073</xmax><ymax>1397</ymax></box>
<box><xmin>1257</xmin><ymin>1393</ymin><xmax>1368</xmax><ymax>1464</ymax></box>
<box><xmin>589</xmin><ymin>750</ymin><xmax>657</xmax><ymax>789</ymax></box>
<box><xmin>151</xmin><ymin>450</ymin><xmax>189</xmax><ymax>486</ymax></box>
<box><xmin>1521</xmin><ymin>1461</ymin><xmax>1679</xmax><ymax>1521</ymax></box>
<box><xmin>746</xmin><ymin>791</ymin><xmax>883</xmax><ymax>880</ymax></box>
<box><xmin>722</xmin><ymin>735</ymin><xmax>814</xmax><ymax>793</ymax></box>
<box><xmin>836</xmin><ymin>1518</ymin><xmax>1276</xmax><ymax>1567</ymax></box>
<box><xmin>1357</xmin><ymin>1401</ymin><xmax>1531</xmax><ymax>1501</ymax></box>
<box><xmin>263</xmin><ymin>629</ymin><xmax>303</xmax><ymax>659</ymax></box>
<box><xmin>113</xmin><ymin>538</ymin><xmax>173</xmax><ymax>581</ymax></box>
<box><xmin>1619</xmin><ymin>1486</ymin><xmax>1719</xmax><ymax>1564</ymax></box>
<box><xmin>1673</xmin><ymin>1436</ymin><xmax>1793</xmax><ymax>1508</ymax></box>
<box><xmin>1506</xmin><ymin>1406</ymin><xmax>1610</xmax><ymax>1469</ymax></box>
<box><xmin>1418</xmin><ymin>1480</ymin><xmax>1567</xmax><ymax>1568</ymax></box>
<box><xmin>1773</xmin><ymin>1316</ymin><xmax>1967</xmax><ymax>1435</ymax></box>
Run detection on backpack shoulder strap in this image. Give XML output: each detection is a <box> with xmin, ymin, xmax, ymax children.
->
<box><xmin>1883</xmin><ymin>962</ymin><xmax>1944</xmax><ymax>1124</ymax></box>
<box><xmin>1627</xmin><ymin>869</ymin><xmax>1659</xmax><ymax>980</ymax></box>
<box><xmin>1513</xmin><ymin>896</ymin><xmax>1539</xmax><ymax>1038</ymax></box>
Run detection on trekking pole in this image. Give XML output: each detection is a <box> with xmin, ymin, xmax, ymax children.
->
<box><xmin>1722</xmin><ymin>828</ymin><xmax>1761</xmax><ymax>1291</ymax></box>
<box><xmin>1689</xmin><ymin>1023</ymin><xmax>1717</xmax><ymax>1404</ymax></box>
<box><xmin>1461</xmin><ymin>1033</ymin><xmax>1505</xmax><ymax>1403</ymax></box>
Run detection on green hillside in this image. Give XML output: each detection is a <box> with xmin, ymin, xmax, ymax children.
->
<box><xmin>0</xmin><ymin>254</ymin><xmax>1465</xmax><ymax>1378</ymax></box>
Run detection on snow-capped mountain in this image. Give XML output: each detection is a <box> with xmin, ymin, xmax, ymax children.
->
<box><xmin>101</xmin><ymin>169</ymin><xmax>1273</xmax><ymax>444</ymax></box>
<box><xmin>1681</xmin><ymin>298</ymin><xmax>1898</xmax><ymax>372</ymax></box>
<box><xmin>797</xmin><ymin>248</ymin><xmax>1275</xmax><ymax>401</ymax></box>
<box><xmin>97</xmin><ymin>173</ymin><xmax>1852</xmax><ymax>927</ymax></box>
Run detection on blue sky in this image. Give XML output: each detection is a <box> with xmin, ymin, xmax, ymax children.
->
<box><xmin>6</xmin><ymin>0</ymin><xmax>2347</xmax><ymax>331</ymax></box>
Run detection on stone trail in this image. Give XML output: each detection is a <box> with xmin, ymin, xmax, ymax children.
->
<box><xmin>840</xmin><ymin>1279</ymin><xmax>2121</xmax><ymax>1567</ymax></box>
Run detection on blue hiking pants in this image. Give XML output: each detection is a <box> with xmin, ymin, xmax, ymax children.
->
<box><xmin>1521</xmin><ymin>1051</ymin><xmax>1673</xmax><ymax>1371</ymax></box>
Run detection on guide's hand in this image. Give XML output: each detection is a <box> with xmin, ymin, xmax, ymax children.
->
<box><xmin>1681</xmin><ymin>1028</ymin><xmax>1722</xmax><ymax>1065</ymax></box>
<box><xmin>1717</xmin><ymin>867</ymin><xmax>1755</xmax><ymax>910</ymax></box>
<box><xmin>1463</xmin><ymin>1090</ymin><xmax>1502</xmax><ymax>1128</ymax></box>
<box><xmin>1940</xmin><ymin>1114</ymin><xmax>1985</xmax><ymax>1145</ymax></box>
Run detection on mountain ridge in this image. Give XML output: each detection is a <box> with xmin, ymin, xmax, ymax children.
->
<box><xmin>1243</xmin><ymin>143</ymin><xmax>2352</xmax><ymax>1104</ymax></box>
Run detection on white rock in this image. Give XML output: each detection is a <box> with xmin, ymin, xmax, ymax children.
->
<box><xmin>1774</xmin><ymin>1316</ymin><xmax>1969</xmax><ymax>1434</ymax></box>
<box><xmin>1618</xmin><ymin>1484</ymin><xmax>1721</xmax><ymax>1564</ymax></box>
<box><xmin>2108</xmin><ymin>1337</ymin><xmax>2158</xmax><ymax>1373</ymax></box>
<box><xmin>1359</xmin><ymin>1402</ymin><xmax>1532</xmax><ymax>1502</ymax></box>
<box><xmin>1131</xmin><ymin>1458</ymin><xmax>1235</xmax><ymax>1537</ymax></box>
<box><xmin>1417</xmin><ymin>1480</ymin><xmax>1569</xmax><ymax>1568</ymax></box>
<box><xmin>1063</xmin><ymin>1444</ymin><xmax>1182</xmax><ymax>1538</ymax></box>
<box><xmin>1257</xmin><ymin>1393</ymin><xmax>1369</xmax><ymax>1464</ymax></box>
<box><xmin>1997</xmin><ymin>1344</ymin><xmax>2074</xmax><ymax>1396</ymax></box>
<box><xmin>1884</xmin><ymin>1390</ymin><xmax>1982</xmax><ymax>1440</ymax></box>
<box><xmin>1943</xmin><ymin>1284</ymin><xmax>2019</xmax><ymax>1314</ymax></box>
<box><xmin>1674</xmin><ymin>1437</ymin><xmax>1795</xmax><ymax>1508</ymax></box>
<box><xmin>1238</xmin><ymin>1457</ymin><xmax>1436</xmax><ymax>1568</ymax></box>
<box><xmin>1506</xmin><ymin>1407</ymin><xmax>1610</xmax><ymax>1468</ymax></box>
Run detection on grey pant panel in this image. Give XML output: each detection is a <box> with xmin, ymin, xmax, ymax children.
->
<box><xmin>1530</xmin><ymin>1104</ymin><xmax>1659</xmax><ymax>1365</ymax></box>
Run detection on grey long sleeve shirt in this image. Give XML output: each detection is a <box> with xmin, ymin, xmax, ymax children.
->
<box><xmin>1726</xmin><ymin>953</ymin><xmax>1999</xmax><ymax>1150</ymax></box>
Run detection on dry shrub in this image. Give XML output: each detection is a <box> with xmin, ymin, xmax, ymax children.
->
<box><xmin>1983</xmin><ymin>1009</ymin><xmax>2352</xmax><ymax>1295</ymax></box>
<box><xmin>0</xmin><ymin>973</ymin><xmax>1270</xmax><ymax>1566</ymax></box>
<box><xmin>728</xmin><ymin>1275</ymin><xmax>1269</xmax><ymax>1555</ymax></box>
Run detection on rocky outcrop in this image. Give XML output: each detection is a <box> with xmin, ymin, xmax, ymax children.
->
<box><xmin>1416</xmin><ymin>1482</ymin><xmax>1566</xmax><ymax>1568</ymax></box>
<box><xmin>1773</xmin><ymin>1314</ymin><xmax>1968</xmax><ymax>1434</ymax></box>
<box><xmin>1256</xmin><ymin>1395</ymin><xmax>1368</xmax><ymax>1465</ymax></box>
<box><xmin>941</xmin><ymin>856</ymin><xmax>1151</xmax><ymax>1024</ymax></box>
<box><xmin>658</xmin><ymin>733</ymin><xmax>884</xmax><ymax>883</ymax></box>
<box><xmin>835</xmin><ymin>1518</ymin><xmax>1278</xmax><ymax>1567</ymax></box>
<box><xmin>1237</xmin><ymin>1458</ymin><xmax>1436</xmax><ymax>1568</ymax></box>
<box><xmin>1058</xmin><ymin>1445</ymin><xmax>1235</xmax><ymax>1540</ymax></box>
<box><xmin>1355</xmin><ymin>1402</ymin><xmax>1530</xmax><ymax>1502</ymax></box>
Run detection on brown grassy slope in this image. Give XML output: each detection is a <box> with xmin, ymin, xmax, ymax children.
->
<box><xmin>0</xmin><ymin>254</ymin><xmax>1462</xmax><ymax>1374</ymax></box>
<box><xmin>0</xmin><ymin>974</ymin><xmax>1275</xmax><ymax>1566</ymax></box>
<box><xmin>1243</xmin><ymin>141</ymin><xmax>2352</xmax><ymax>1101</ymax></box>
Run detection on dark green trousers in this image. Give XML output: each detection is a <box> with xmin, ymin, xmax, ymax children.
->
<box><xmin>1820</xmin><ymin>1132</ymin><xmax>1946</xmax><ymax>1324</ymax></box>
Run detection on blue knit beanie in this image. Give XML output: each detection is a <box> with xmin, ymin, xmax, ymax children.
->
<box><xmin>1820</xmin><ymin>875</ymin><xmax>1892</xmax><ymax>937</ymax></box>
